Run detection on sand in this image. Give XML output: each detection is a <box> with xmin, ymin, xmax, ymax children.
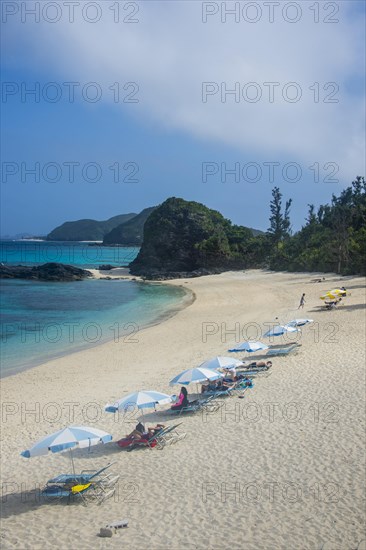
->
<box><xmin>1</xmin><ymin>270</ymin><xmax>365</xmax><ymax>550</ymax></box>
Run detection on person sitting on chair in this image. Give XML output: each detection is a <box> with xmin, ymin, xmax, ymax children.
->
<box><xmin>215</xmin><ymin>379</ymin><xmax>236</xmax><ymax>391</ymax></box>
<box><xmin>223</xmin><ymin>368</ymin><xmax>236</xmax><ymax>382</ymax></box>
<box><xmin>201</xmin><ymin>380</ymin><xmax>215</xmax><ymax>393</ymax></box>
<box><xmin>147</xmin><ymin>424</ymin><xmax>165</xmax><ymax>438</ymax></box>
<box><xmin>125</xmin><ymin>422</ymin><xmax>145</xmax><ymax>441</ymax></box>
<box><xmin>245</xmin><ymin>360</ymin><xmax>272</xmax><ymax>369</ymax></box>
<box><xmin>171</xmin><ymin>387</ymin><xmax>189</xmax><ymax>410</ymax></box>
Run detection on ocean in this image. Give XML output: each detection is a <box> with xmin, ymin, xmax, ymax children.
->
<box><xmin>0</xmin><ymin>240</ymin><xmax>139</xmax><ymax>268</ymax></box>
<box><xmin>0</xmin><ymin>241</ymin><xmax>191</xmax><ymax>377</ymax></box>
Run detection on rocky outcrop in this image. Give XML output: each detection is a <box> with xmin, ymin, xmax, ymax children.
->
<box><xmin>0</xmin><ymin>263</ymin><xmax>92</xmax><ymax>281</ymax></box>
<box><xmin>129</xmin><ymin>197</ymin><xmax>254</xmax><ymax>278</ymax></box>
<box><xmin>98</xmin><ymin>264</ymin><xmax>116</xmax><ymax>271</ymax></box>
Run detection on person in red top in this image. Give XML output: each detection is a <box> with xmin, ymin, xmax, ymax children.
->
<box><xmin>171</xmin><ymin>387</ymin><xmax>189</xmax><ymax>410</ymax></box>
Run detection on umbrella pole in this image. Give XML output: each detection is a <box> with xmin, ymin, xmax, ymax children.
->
<box><xmin>69</xmin><ymin>448</ymin><xmax>75</xmax><ymax>475</ymax></box>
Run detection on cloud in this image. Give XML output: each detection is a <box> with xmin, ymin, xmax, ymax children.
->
<box><xmin>4</xmin><ymin>1</ymin><xmax>365</xmax><ymax>181</ymax></box>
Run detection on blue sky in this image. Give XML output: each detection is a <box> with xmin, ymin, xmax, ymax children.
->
<box><xmin>1</xmin><ymin>0</ymin><xmax>365</xmax><ymax>236</ymax></box>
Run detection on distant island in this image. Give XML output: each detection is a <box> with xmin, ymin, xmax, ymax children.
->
<box><xmin>103</xmin><ymin>207</ymin><xmax>157</xmax><ymax>246</ymax></box>
<box><xmin>46</xmin><ymin>213</ymin><xmax>137</xmax><ymax>242</ymax></box>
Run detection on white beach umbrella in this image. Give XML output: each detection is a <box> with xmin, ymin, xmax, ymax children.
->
<box><xmin>228</xmin><ymin>341</ymin><xmax>269</xmax><ymax>353</ymax></box>
<box><xmin>105</xmin><ymin>390</ymin><xmax>173</xmax><ymax>414</ymax></box>
<box><xmin>263</xmin><ymin>325</ymin><xmax>300</xmax><ymax>337</ymax></box>
<box><xmin>198</xmin><ymin>356</ymin><xmax>244</xmax><ymax>371</ymax></box>
<box><xmin>21</xmin><ymin>425</ymin><xmax>113</xmax><ymax>474</ymax></box>
<box><xmin>286</xmin><ymin>319</ymin><xmax>314</xmax><ymax>327</ymax></box>
<box><xmin>169</xmin><ymin>367</ymin><xmax>223</xmax><ymax>386</ymax></box>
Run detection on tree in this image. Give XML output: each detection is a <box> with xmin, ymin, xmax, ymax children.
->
<box><xmin>268</xmin><ymin>187</ymin><xmax>292</xmax><ymax>248</ymax></box>
<box><xmin>280</xmin><ymin>176</ymin><xmax>365</xmax><ymax>275</ymax></box>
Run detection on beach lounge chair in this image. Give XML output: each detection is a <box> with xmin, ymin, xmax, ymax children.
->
<box><xmin>323</xmin><ymin>300</ymin><xmax>342</xmax><ymax>310</ymax></box>
<box><xmin>46</xmin><ymin>462</ymin><xmax>116</xmax><ymax>486</ymax></box>
<box><xmin>42</xmin><ymin>462</ymin><xmax>119</xmax><ymax>505</ymax></box>
<box><xmin>237</xmin><ymin>369</ymin><xmax>272</xmax><ymax>378</ymax></box>
<box><xmin>238</xmin><ymin>360</ymin><xmax>273</xmax><ymax>370</ymax></box>
<box><xmin>233</xmin><ymin>378</ymin><xmax>254</xmax><ymax>390</ymax></box>
<box><xmin>155</xmin><ymin>422</ymin><xmax>186</xmax><ymax>447</ymax></box>
<box><xmin>205</xmin><ymin>378</ymin><xmax>254</xmax><ymax>396</ymax></box>
<box><xmin>123</xmin><ymin>423</ymin><xmax>186</xmax><ymax>451</ymax></box>
<box><xmin>41</xmin><ymin>482</ymin><xmax>92</xmax><ymax>504</ymax></box>
<box><xmin>265</xmin><ymin>344</ymin><xmax>299</xmax><ymax>357</ymax></box>
<box><xmin>237</xmin><ymin>362</ymin><xmax>272</xmax><ymax>377</ymax></box>
<box><xmin>170</xmin><ymin>394</ymin><xmax>223</xmax><ymax>416</ymax></box>
<box><xmin>201</xmin><ymin>386</ymin><xmax>235</xmax><ymax>398</ymax></box>
<box><xmin>42</xmin><ymin>474</ymin><xmax>118</xmax><ymax>505</ymax></box>
<box><xmin>118</xmin><ymin>431</ymin><xmax>160</xmax><ymax>451</ymax></box>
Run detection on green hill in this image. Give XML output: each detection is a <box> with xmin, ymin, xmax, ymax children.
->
<box><xmin>46</xmin><ymin>214</ymin><xmax>136</xmax><ymax>241</ymax></box>
<box><xmin>103</xmin><ymin>207</ymin><xmax>157</xmax><ymax>246</ymax></box>
<box><xmin>129</xmin><ymin>197</ymin><xmax>255</xmax><ymax>277</ymax></box>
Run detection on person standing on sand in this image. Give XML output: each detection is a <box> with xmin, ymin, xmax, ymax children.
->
<box><xmin>298</xmin><ymin>293</ymin><xmax>305</xmax><ymax>309</ymax></box>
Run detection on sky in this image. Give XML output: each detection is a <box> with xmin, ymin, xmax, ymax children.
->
<box><xmin>1</xmin><ymin>0</ymin><xmax>365</xmax><ymax>236</ymax></box>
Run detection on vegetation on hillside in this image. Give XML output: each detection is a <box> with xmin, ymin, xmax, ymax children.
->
<box><xmin>130</xmin><ymin>177</ymin><xmax>366</xmax><ymax>277</ymax></box>
<box><xmin>276</xmin><ymin>176</ymin><xmax>366</xmax><ymax>275</ymax></box>
<box><xmin>47</xmin><ymin>213</ymin><xmax>136</xmax><ymax>241</ymax></box>
<box><xmin>129</xmin><ymin>198</ymin><xmax>256</xmax><ymax>275</ymax></box>
<box><xmin>103</xmin><ymin>207</ymin><xmax>157</xmax><ymax>246</ymax></box>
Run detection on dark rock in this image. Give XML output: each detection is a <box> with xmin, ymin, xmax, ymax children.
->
<box><xmin>0</xmin><ymin>263</ymin><xmax>92</xmax><ymax>282</ymax></box>
<box><xmin>139</xmin><ymin>267</ymin><xmax>227</xmax><ymax>280</ymax></box>
<box><xmin>99</xmin><ymin>265</ymin><xmax>115</xmax><ymax>271</ymax></box>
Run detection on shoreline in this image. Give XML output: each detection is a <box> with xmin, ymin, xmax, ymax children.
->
<box><xmin>1</xmin><ymin>269</ymin><xmax>365</xmax><ymax>549</ymax></box>
<box><xmin>0</xmin><ymin>275</ymin><xmax>195</xmax><ymax>380</ymax></box>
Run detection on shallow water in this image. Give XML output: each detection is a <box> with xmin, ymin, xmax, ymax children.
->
<box><xmin>0</xmin><ymin>275</ymin><xmax>191</xmax><ymax>377</ymax></box>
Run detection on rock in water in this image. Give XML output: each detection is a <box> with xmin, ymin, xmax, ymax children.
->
<box><xmin>0</xmin><ymin>263</ymin><xmax>92</xmax><ymax>281</ymax></box>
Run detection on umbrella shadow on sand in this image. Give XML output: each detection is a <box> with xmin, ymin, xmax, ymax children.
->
<box><xmin>339</xmin><ymin>303</ymin><xmax>366</xmax><ymax>311</ymax></box>
<box><xmin>0</xmin><ymin>482</ymin><xmax>83</xmax><ymax>519</ymax></box>
<box><xmin>1</xmin><ymin>451</ymin><xmax>121</xmax><ymax>519</ymax></box>
<box><xmin>114</xmin><ymin>407</ymin><xmax>187</xmax><ymax>429</ymax></box>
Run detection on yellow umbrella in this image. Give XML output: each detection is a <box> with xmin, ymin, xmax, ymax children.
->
<box><xmin>329</xmin><ymin>288</ymin><xmax>346</xmax><ymax>296</ymax></box>
<box><xmin>320</xmin><ymin>289</ymin><xmax>346</xmax><ymax>300</ymax></box>
<box><xmin>320</xmin><ymin>293</ymin><xmax>334</xmax><ymax>300</ymax></box>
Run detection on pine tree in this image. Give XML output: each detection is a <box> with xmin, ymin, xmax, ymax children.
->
<box><xmin>268</xmin><ymin>187</ymin><xmax>292</xmax><ymax>248</ymax></box>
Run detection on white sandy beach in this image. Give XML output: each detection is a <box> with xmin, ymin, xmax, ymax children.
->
<box><xmin>1</xmin><ymin>270</ymin><xmax>365</xmax><ymax>550</ymax></box>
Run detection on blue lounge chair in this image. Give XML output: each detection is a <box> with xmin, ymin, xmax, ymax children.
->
<box><xmin>171</xmin><ymin>395</ymin><xmax>223</xmax><ymax>416</ymax></box>
<box><xmin>42</xmin><ymin>463</ymin><xmax>118</xmax><ymax>505</ymax></box>
<box><xmin>201</xmin><ymin>387</ymin><xmax>234</xmax><ymax>398</ymax></box>
<box><xmin>266</xmin><ymin>344</ymin><xmax>299</xmax><ymax>356</ymax></box>
<box><xmin>47</xmin><ymin>462</ymin><xmax>115</xmax><ymax>485</ymax></box>
<box><xmin>42</xmin><ymin>479</ymin><xmax>117</xmax><ymax>505</ymax></box>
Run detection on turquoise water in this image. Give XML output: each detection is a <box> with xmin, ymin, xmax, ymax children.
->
<box><xmin>0</xmin><ymin>241</ymin><xmax>191</xmax><ymax>377</ymax></box>
<box><xmin>0</xmin><ymin>278</ymin><xmax>190</xmax><ymax>377</ymax></box>
<box><xmin>0</xmin><ymin>240</ymin><xmax>139</xmax><ymax>268</ymax></box>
